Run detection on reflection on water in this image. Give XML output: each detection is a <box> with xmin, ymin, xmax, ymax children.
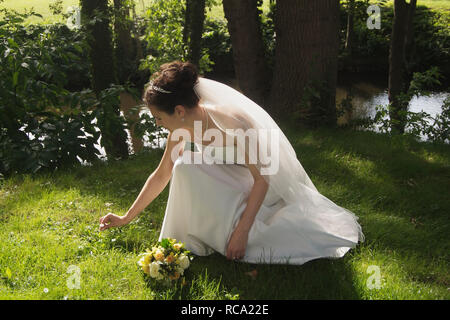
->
<box><xmin>336</xmin><ymin>80</ymin><xmax>449</xmax><ymax>141</ymax></box>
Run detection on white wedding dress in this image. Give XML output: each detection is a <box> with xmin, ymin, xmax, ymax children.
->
<box><xmin>158</xmin><ymin>141</ymin><xmax>364</xmax><ymax>265</ymax></box>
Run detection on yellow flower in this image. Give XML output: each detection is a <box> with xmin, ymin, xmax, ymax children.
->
<box><xmin>142</xmin><ymin>263</ymin><xmax>150</xmax><ymax>275</ymax></box>
<box><xmin>143</xmin><ymin>253</ymin><xmax>152</xmax><ymax>265</ymax></box>
<box><xmin>173</xmin><ymin>243</ymin><xmax>183</xmax><ymax>251</ymax></box>
<box><xmin>154</xmin><ymin>249</ymin><xmax>164</xmax><ymax>262</ymax></box>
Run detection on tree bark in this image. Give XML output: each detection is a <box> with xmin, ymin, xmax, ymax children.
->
<box><xmin>223</xmin><ymin>0</ymin><xmax>270</xmax><ymax>107</ymax></box>
<box><xmin>269</xmin><ymin>0</ymin><xmax>340</xmax><ymax>125</ymax></box>
<box><xmin>80</xmin><ymin>0</ymin><xmax>129</xmax><ymax>160</ymax></box>
<box><xmin>184</xmin><ymin>0</ymin><xmax>206</xmax><ymax>67</ymax></box>
<box><xmin>388</xmin><ymin>0</ymin><xmax>417</xmax><ymax>134</ymax></box>
<box><xmin>114</xmin><ymin>0</ymin><xmax>135</xmax><ymax>84</ymax></box>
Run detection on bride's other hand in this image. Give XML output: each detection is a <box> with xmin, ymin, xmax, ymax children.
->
<box><xmin>226</xmin><ymin>226</ymin><xmax>249</xmax><ymax>261</ymax></box>
<box><xmin>99</xmin><ymin>213</ymin><xmax>129</xmax><ymax>231</ymax></box>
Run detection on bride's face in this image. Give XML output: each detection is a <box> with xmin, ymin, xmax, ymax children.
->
<box><xmin>148</xmin><ymin>105</ymin><xmax>185</xmax><ymax>131</ymax></box>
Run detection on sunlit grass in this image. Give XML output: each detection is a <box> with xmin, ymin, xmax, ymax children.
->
<box><xmin>367</xmin><ymin>0</ymin><xmax>450</xmax><ymax>10</ymax></box>
<box><xmin>1</xmin><ymin>123</ymin><xmax>449</xmax><ymax>299</ymax></box>
<box><xmin>0</xmin><ymin>0</ymin><xmax>272</xmax><ymax>24</ymax></box>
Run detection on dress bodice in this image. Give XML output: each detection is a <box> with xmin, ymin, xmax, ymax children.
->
<box><xmin>194</xmin><ymin>142</ymin><xmax>241</xmax><ymax>165</ymax></box>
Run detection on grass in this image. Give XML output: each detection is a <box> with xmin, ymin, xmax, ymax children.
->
<box><xmin>0</xmin><ymin>123</ymin><xmax>449</xmax><ymax>300</ymax></box>
<box><xmin>383</xmin><ymin>0</ymin><xmax>450</xmax><ymax>10</ymax></box>
<box><xmin>0</xmin><ymin>0</ymin><xmax>271</xmax><ymax>24</ymax></box>
<box><xmin>1</xmin><ymin>0</ymin><xmax>447</xmax><ymax>25</ymax></box>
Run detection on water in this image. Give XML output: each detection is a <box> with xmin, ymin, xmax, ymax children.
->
<box><xmin>336</xmin><ymin>79</ymin><xmax>448</xmax><ymax>141</ymax></box>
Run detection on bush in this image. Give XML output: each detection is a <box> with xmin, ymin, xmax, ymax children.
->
<box><xmin>0</xmin><ymin>9</ymin><xmax>104</xmax><ymax>176</ymax></box>
<box><xmin>202</xmin><ymin>17</ymin><xmax>233</xmax><ymax>76</ymax></box>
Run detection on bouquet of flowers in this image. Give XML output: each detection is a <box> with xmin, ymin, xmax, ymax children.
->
<box><xmin>137</xmin><ymin>238</ymin><xmax>193</xmax><ymax>283</ymax></box>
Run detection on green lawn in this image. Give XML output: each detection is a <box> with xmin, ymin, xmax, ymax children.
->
<box><xmin>0</xmin><ymin>0</ymin><xmax>271</xmax><ymax>24</ymax></box>
<box><xmin>1</xmin><ymin>0</ymin><xmax>448</xmax><ymax>25</ymax></box>
<box><xmin>376</xmin><ymin>0</ymin><xmax>450</xmax><ymax>10</ymax></box>
<box><xmin>1</xmin><ymin>124</ymin><xmax>449</xmax><ymax>300</ymax></box>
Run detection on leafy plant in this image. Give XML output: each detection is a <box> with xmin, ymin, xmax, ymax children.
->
<box><xmin>0</xmin><ymin>8</ymin><xmax>110</xmax><ymax>176</ymax></box>
<box><xmin>139</xmin><ymin>0</ymin><xmax>213</xmax><ymax>74</ymax></box>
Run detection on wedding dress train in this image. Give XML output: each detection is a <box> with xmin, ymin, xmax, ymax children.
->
<box><xmin>158</xmin><ymin>143</ymin><xmax>364</xmax><ymax>265</ymax></box>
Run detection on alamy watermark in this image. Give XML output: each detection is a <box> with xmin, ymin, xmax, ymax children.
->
<box><xmin>66</xmin><ymin>6</ymin><xmax>81</xmax><ymax>30</ymax></box>
<box><xmin>66</xmin><ymin>265</ymin><xmax>81</xmax><ymax>290</ymax></box>
<box><xmin>367</xmin><ymin>5</ymin><xmax>381</xmax><ymax>30</ymax></box>
<box><xmin>366</xmin><ymin>265</ymin><xmax>384</xmax><ymax>290</ymax></box>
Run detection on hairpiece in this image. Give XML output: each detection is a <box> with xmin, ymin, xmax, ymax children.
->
<box><xmin>149</xmin><ymin>80</ymin><xmax>172</xmax><ymax>94</ymax></box>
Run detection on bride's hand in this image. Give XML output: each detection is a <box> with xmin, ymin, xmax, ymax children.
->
<box><xmin>99</xmin><ymin>213</ymin><xmax>129</xmax><ymax>231</ymax></box>
<box><xmin>226</xmin><ymin>225</ymin><xmax>249</xmax><ymax>261</ymax></box>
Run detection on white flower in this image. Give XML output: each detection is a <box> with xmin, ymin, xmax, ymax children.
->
<box><xmin>149</xmin><ymin>262</ymin><xmax>162</xmax><ymax>279</ymax></box>
<box><xmin>179</xmin><ymin>254</ymin><xmax>190</xmax><ymax>270</ymax></box>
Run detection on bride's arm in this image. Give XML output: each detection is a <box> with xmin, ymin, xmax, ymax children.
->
<box><xmin>99</xmin><ymin>132</ymin><xmax>184</xmax><ymax>230</ymax></box>
<box><xmin>122</xmin><ymin>132</ymin><xmax>185</xmax><ymax>223</ymax></box>
<box><xmin>235</xmin><ymin>164</ymin><xmax>269</xmax><ymax>232</ymax></box>
<box><xmin>226</xmin><ymin>160</ymin><xmax>269</xmax><ymax>260</ymax></box>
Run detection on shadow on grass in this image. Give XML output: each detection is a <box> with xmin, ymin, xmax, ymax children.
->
<box><xmin>142</xmin><ymin>250</ymin><xmax>361</xmax><ymax>300</ymax></box>
<box><xmin>287</xmin><ymin>126</ymin><xmax>449</xmax><ymax>267</ymax></box>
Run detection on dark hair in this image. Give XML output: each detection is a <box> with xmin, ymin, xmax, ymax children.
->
<box><xmin>143</xmin><ymin>61</ymin><xmax>199</xmax><ymax>115</ymax></box>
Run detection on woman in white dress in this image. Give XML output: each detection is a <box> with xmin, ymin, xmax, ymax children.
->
<box><xmin>99</xmin><ymin>61</ymin><xmax>364</xmax><ymax>265</ymax></box>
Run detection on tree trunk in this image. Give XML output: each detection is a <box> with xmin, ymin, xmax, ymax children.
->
<box><xmin>269</xmin><ymin>0</ymin><xmax>340</xmax><ymax>126</ymax></box>
<box><xmin>404</xmin><ymin>0</ymin><xmax>417</xmax><ymax>74</ymax></box>
<box><xmin>114</xmin><ymin>0</ymin><xmax>135</xmax><ymax>84</ymax></box>
<box><xmin>188</xmin><ymin>0</ymin><xmax>206</xmax><ymax>67</ymax></box>
<box><xmin>345</xmin><ymin>0</ymin><xmax>355</xmax><ymax>55</ymax></box>
<box><xmin>184</xmin><ymin>0</ymin><xmax>206</xmax><ymax>67</ymax></box>
<box><xmin>388</xmin><ymin>0</ymin><xmax>417</xmax><ymax>134</ymax></box>
<box><xmin>223</xmin><ymin>0</ymin><xmax>270</xmax><ymax>107</ymax></box>
<box><xmin>80</xmin><ymin>0</ymin><xmax>129</xmax><ymax>160</ymax></box>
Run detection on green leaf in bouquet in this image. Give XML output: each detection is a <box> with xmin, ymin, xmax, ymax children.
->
<box><xmin>160</xmin><ymin>238</ymin><xmax>171</xmax><ymax>249</ymax></box>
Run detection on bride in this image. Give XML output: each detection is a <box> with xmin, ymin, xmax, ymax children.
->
<box><xmin>99</xmin><ymin>61</ymin><xmax>364</xmax><ymax>264</ymax></box>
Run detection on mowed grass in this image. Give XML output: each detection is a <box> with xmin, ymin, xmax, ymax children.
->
<box><xmin>0</xmin><ymin>123</ymin><xmax>449</xmax><ymax>300</ymax></box>
<box><xmin>1</xmin><ymin>0</ymin><xmax>447</xmax><ymax>25</ymax></box>
<box><xmin>0</xmin><ymin>0</ymin><xmax>271</xmax><ymax>24</ymax></box>
<box><xmin>367</xmin><ymin>0</ymin><xmax>450</xmax><ymax>10</ymax></box>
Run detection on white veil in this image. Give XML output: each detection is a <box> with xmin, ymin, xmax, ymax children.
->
<box><xmin>194</xmin><ymin>77</ymin><xmax>365</xmax><ymax>243</ymax></box>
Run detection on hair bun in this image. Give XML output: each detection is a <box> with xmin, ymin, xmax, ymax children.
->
<box><xmin>178</xmin><ymin>62</ymin><xmax>198</xmax><ymax>91</ymax></box>
<box><xmin>154</xmin><ymin>61</ymin><xmax>198</xmax><ymax>93</ymax></box>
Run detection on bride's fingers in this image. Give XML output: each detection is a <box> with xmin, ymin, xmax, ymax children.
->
<box><xmin>100</xmin><ymin>221</ymin><xmax>113</xmax><ymax>231</ymax></box>
<box><xmin>99</xmin><ymin>214</ymin><xmax>113</xmax><ymax>231</ymax></box>
<box><xmin>100</xmin><ymin>213</ymin><xmax>114</xmax><ymax>225</ymax></box>
<box><xmin>226</xmin><ymin>247</ymin><xmax>232</xmax><ymax>260</ymax></box>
